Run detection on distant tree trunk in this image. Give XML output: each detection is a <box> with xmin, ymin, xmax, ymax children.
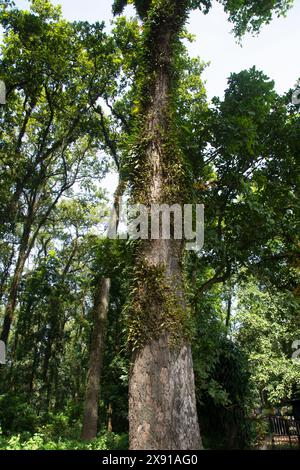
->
<box><xmin>0</xmin><ymin>248</ymin><xmax>14</xmax><ymax>304</ymax></box>
<box><xmin>0</xmin><ymin>197</ymin><xmax>38</xmax><ymax>345</ymax></box>
<box><xmin>0</xmin><ymin>232</ymin><xmax>30</xmax><ymax>345</ymax></box>
<box><xmin>225</xmin><ymin>289</ymin><xmax>232</xmax><ymax>330</ymax></box>
<box><xmin>0</xmin><ymin>177</ymin><xmax>74</xmax><ymax>347</ymax></box>
<box><xmin>29</xmin><ymin>343</ymin><xmax>39</xmax><ymax>394</ymax></box>
<box><xmin>81</xmin><ymin>277</ymin><xmax>111</xmax><ymax>440</ymax></box>
<box><xmin>81</xmin><ymin>179</ymin><xmax>123</xmax><ymax>440</ymax></box>
<box><xmin>128</xmin><ymin>0</ymin><xmax>201</xmax><ymax>450</ymax></box>
<box><xmin>107</xmin><ymin>403</ymin><xmax>113</xmax><ymax>433</ymax></box>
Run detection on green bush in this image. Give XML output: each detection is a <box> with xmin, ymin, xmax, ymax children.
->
<box><xmin>248</xmin><ymin>417</ymin><xmax>269</xmax><ymax>449</ymax></box>
<box><xmin>0</xmin><ymin>428</ymin><xmax>128</xmax><ymax>450</ymax></box>
<box><xmin>37</xmin><ymin>412</ymin><xmax>81</xmax><ymax>440</ymax></box>
<box><xmin>0</xmin><ymin>395</ymin><xmax>39</xmax><ymax>434</ymax></box>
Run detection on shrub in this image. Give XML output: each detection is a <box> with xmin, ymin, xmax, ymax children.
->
<box><xmin>0</xmin><ymin>429</ymin><xmax>129</xmax><ymax>450</ymax></box>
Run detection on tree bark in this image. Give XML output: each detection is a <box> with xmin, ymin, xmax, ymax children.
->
<box><xmin>128</xmin><ymin>0</ymin><xmax>202</xmax><ymax>450</ymax></box>
<box><xmin>129</xmin><ymin>333</ymin><xmax>201</xmax><ymax>449</ymax></box>
<box><xmin>81</xmin><ymin>277</ymin><xmax>111</xmax><ymax>440</ymax></box>
<box><xmin>129</xmin><ymin>240</ymin><xmax>201</xmax><ymax>449</ymax></box>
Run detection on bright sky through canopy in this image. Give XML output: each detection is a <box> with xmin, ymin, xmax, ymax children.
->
<box><xmin>9</xmin><ymin>0</ymin><xmax>299</xmax><ymax>197</ymax></box>
<box><xmin>13</xmin><ymin>0</ymin><xmax>300</xmax><ymax>100</ymax></box>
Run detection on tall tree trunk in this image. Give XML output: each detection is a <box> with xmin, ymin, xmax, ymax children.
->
<box><xmin>81</xmin><ymin>277</ymin><xmax>111</xmax><ymax>440</ymax></box>
<box><xmin>128</xmin><ymin>0</ymin><xmax>202</xmax><ymax>450</ymax></box>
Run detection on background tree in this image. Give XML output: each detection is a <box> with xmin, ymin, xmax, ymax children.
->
<box><xmin>0</xmin><ymin>0</ymin><xmax>125</xmax><ymax>345</ymax></box>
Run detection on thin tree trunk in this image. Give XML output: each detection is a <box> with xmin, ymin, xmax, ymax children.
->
<box><xmin>0</xmin><ymin>196</ymin><xmax>38</xmax><ymax>345</ymax></box>
<box><xmin>81</xmin><ymin>179</ymin><xmax>123</xmax><ymax>440</ymax></box>
<box><xmin>81</xmin><ymin>277</ymin><xmax>111</xmax><ymax>440</ymax></box>
<box><xmin>128</xmin><ymin>0</ymin><xmax>201</xmax><ymax>450</ymax></box>
<box><xmin>107</xmin><ymin>403</ymin><xmax>113</xmax><ymax>433</ymax></box>
<box><xmin>1</xmin><ymin>194</ymin><xmax>79</xmax><ymax>346</ymax></box>
<box><xmin>225</xmin><ymin>284</ymin><xmax>232</xmax><ymax>330</ymax></box>
<box><xmin>0</xmin><ymin>248</ymin><xmax>14</xmax><ymax>304</ymax></box>
<box><xmin>0</xmin><ymin>243</ymin><xmax>28</xmax><ymax>345</ymax></box>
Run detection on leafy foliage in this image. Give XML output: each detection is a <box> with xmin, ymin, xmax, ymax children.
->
<box><xmin>113</xmin><ymin>0</ymin><xmax>294</xmax><ymax>36</ymax></box>
<box><xmin>0</xmin><ymin>428</ymin><xmax>128</xmax><ymax>450</ymax></box>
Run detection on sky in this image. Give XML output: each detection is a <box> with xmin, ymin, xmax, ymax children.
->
<box><xmin>12</xmin><ymin>0</ymin><xmax>300</xmax><ymax>100</ymax></box>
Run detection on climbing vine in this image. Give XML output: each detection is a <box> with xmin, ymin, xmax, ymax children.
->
<box><xmin>117</xmin><ymin>1</ymin><xmax>197</xmax><ymax>350</ymax></box>
<box><xmin>125</xmin><ymin>257</ymin><xmax>194</xmax><ymax>350</ymax></box>
<box><xmin>121</xmin><ymin>0</ymin><xmax>193</xmax><ymax>204</ymax></box>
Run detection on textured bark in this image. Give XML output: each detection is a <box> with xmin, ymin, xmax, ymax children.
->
<box><xmin>128</xmin><ymin>0</ymin><xmax>202</xmax><ymax>450</ymax></box>
<box><xmin>129</xmin><ymin>334</ymin><xmax>201</xmax><ymax>450</ymax></box>
<box><xmin>81</xmin><ymin>277</ymin><xmax>111</xmax><ymax>441</ymax></box>
<box><xmin>129</xmin><ymin>237</ymin><xmax>202</xmax><ymax>449</ymax></box>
